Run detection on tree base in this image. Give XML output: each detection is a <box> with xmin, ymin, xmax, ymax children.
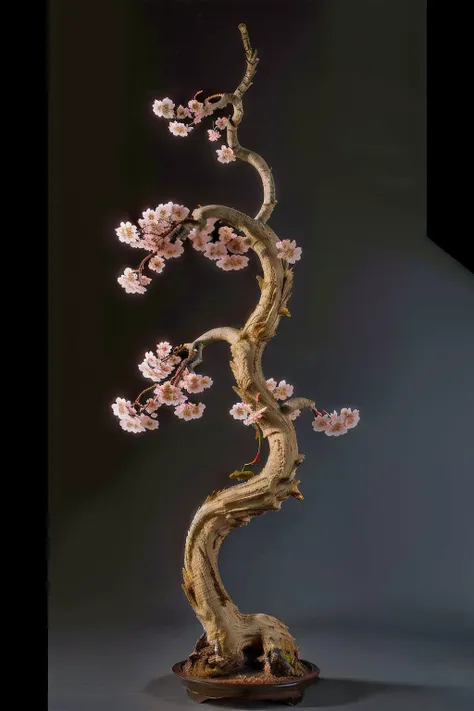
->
<box><xmin>172</xmin><ymin>659</ymin><xmax>320</xmax><ymax>705</ymax></box>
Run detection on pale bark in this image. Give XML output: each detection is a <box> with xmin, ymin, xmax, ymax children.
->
<box><xmin>203</xmin><ymin>24</ymin><xmax>277</xmax><ymax>223</ymax></box>
<box><xmin>178</xmin><ymin>26</ymin><xmax>313</xmax><ymax>679</ymax></box>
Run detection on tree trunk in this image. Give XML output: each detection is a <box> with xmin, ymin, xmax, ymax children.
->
<box><xmin>181</xmin><ymin>206</ymin><xmax>312</xmax><ymax>679</ymax></box>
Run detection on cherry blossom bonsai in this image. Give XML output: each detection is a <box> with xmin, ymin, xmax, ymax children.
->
<box><xmin>112</xmin><ymin>24</ymin><xmax>359</xmax><ymax>699</ymax></box>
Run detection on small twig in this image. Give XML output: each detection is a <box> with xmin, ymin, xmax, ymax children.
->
<box><xmin>238</xmin><ymin>23</ymin><xmax>253</xmax><ymax>58</ymax></box>
<box><xmin>137</xmin><ymin>252</ymin><xmax>154</xmax><ymax>274</ymax></box>
<box><xmin>132</xmin><ymin>384</ymin><xmax>157</xmax><ymax>407</ymax></box>
<box><xmin>187</xmin><ymin>342</ymin><xmax>204</xmax><ymax>372</ymax></box>
<box><xmin>205</xmin><ymin>93</ymin><xmax>225</xmax><ymax>103</ymax></box>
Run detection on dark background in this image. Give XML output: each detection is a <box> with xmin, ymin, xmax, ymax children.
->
<box><xmin>49</xmin><ymin>1</ymin><xmax>474</xmax><ymax>710</ymax></box>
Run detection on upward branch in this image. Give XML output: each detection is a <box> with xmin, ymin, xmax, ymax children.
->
<box><xmin>208</xmin><ymin>24</ymin><xmax>277</xmax><ymax>222</ymax></box>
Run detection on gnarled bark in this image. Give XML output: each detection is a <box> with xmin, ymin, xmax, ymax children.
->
<box><xmin>180</xmin><ymin>208</ymin><xmax>314</xmax><ymax>679</ymax></box>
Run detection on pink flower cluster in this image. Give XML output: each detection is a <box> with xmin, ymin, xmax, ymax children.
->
<box><xmin>190</xmin><ymin>224</ymin><xmax>250</xmax><ymax>271</ymax></box>
<box><xmin>115</xmin><ymin>201</ymin><xmax>190</xmax><ymax>292</ymax></box>
<box><xmin>276</xmin><ymin>240</ymin><xmax>302</xmax><ymax>264</ymax></box>
<box><xmin>266</xmin><ymin>378</ymin><xmax>301</xmax><ymax>420</ymax></box>
<box><xmin>229</xmin><ymin>377</ymin><xmax>300</xmax><ymax>426</ymax></box>
<box><xmin>152</xmin><ymin>95</ymin><xmax>236</xmax><ymax>164</ymax></box>
<box><xmin>229</xmin><ymin>377</ymin><xmax>360</xmax><ymax>435</ymax></box>
<box><xmin>312</xmin><ymin>408</ymin><xmax>360</xmax><ymax>436</ymax></box>
<box><xmin>112</xmin><ymin>341</ymin><xmax>212</xmax><ymax>433</ymax></box>
<box><xmin>229</xmin><ymin>402</ymin><xmax>268</xmax><ymax>427</ymax></box>
<box><xmin>115</xmin><ymin>211</ymin><xmax>255</xmax><ymax>293</ymax></box>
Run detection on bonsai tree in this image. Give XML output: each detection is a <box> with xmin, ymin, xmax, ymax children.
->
<box><xmin>112</xmin><ymin>24</ymin><xmax>359</xmax><ymax>683</ymax></box>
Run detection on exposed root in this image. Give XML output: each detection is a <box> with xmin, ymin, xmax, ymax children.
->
<box><xmin>183</xmin><ymin>614</ymin><xmax>307</xmax><ymax>680</ymax></box>
<box><xmin>183</xmin><ymin>633</ymin><xmax>242</xmax><ymax>678</ymax></box>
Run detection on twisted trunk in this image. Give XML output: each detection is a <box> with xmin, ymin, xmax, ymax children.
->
<box><xmin>181</xmin><ymin>206</ymin><xmax>313</xmax><ymax>678</ymax></box>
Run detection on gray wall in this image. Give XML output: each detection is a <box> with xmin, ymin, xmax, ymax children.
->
<box><xmin>50</xmin><ymin>0</ymin><xmax>474</xmax><ymax>642</ymax></box>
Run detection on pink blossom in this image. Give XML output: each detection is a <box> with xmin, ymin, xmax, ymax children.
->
<box><xmin>189</xmin><ymin>402</ymin><xmax>206</xmax><ymax>419</ymax></box>
<box><xmin>156</xmin><ymin>341</ymin><xmax>172</xmax><ymax>359</ymax></box>
<box><xmin>169</xmin><ymin>121</ymin><xmax>193</xmax><ymax>137</ymax></box>
<box><xmin>289</xmin><ymin>409</ymin><xmax>301</xmax><ymax>421</ymax></box>
<box><xmin>137</xmin><ymin>362</ymin><xmax>161</xmax><ymax>382</ymax></box>
<box><xmin>176</xmin><ymin>105</ymin><xmax>192</xmax><ymax>119</ymax></box>
<box><xmin>230</xmin><ymin>402</ymin><xmax>252</xmax><ymax>421</ymax></box>
<box><xmin>188</xmin><ymin>219</ymin><xmax>215</xmax><ymax>248</ymax></box>
<box><xmin>116</xmin><ymin>221</ymin><xmax>139</xmax><ymax>246</ymax></box>
<box><xmin>158</xmin><ymin>360</ymin><xmax>175</xmax><ymax>379</ymax></box>
<box><xmin>215</xmin><ymin>254</ymin><xmax>249</xmax><ymax>271</ymax></box>
<box><xmin>144</xmin><ymin>398</ymin><xmax>160</xmax><ymax>414</ymax></box>
<box><xmin>273</xmin><ymin>380</ymin><xmax>294</xmax><ymax>401</ymax></box>
<box><xmin>171</xmin><ymin>204</ymin><xmax>190</xmax><ymax>221</ymax></box>
<box><xmin>140</xmin><ymin>236</ymin><xmax>158</xmax><ymax>252</ymax></box>
<box><xmin>154</xmin><ymin>382</ymin><xmax>187</xmax><ymax>406</ymax></box>
<box><xmin>216</xmin><ymin>145</ymin><xmax>236</xmax><ymax>164</ymax></box>
<box><xmin>140</xmin><ymin>414</ymin><xmax>159</xmax><ymax>431</ymax></box>
<box><xmin>208</xmin><ymin>129</ymin><xmax>221</xmax><ymax>142</ymax></box>
<box><xmin>118</xmin><ymin>268</ymin><xmax>147</xmax><ymax>294</ymax></box>
<box><xmin>341</xmin><ymin>408</ymin><xmax>360</xmax><ymax>429</ymax></box>
<box><xmin>312</xmin><ymin>415</ymin><xmax>330</xmax><ymax>432</ymax></box>
<box><xmin>181</xmin><ymin>372</ymin><xmax>213</xmax><ymax>394</ymax></box>
<box><xmin>174</xmin><ymin>402</ymin><xmax>206</xmax><ymax>421</ymax></box>
<box><xmin>276</xmin><ymin>239</ymin><xmax>302</xmax><ymax>264</ymax></box>
<box><xmin>112</xmin><ymin>397</ymin><xmax>133</xmax><ymax>420</ymax></box>
<box><xmin>265</xmin><ymin>378</ymin><xmax>277</xmax><ymax>392</ymax></box>
<box><xmin>325</xmin><ymin>414</ymin><xmax>348</xmax><ymax>437</ymax></box>
<box><xmin>141</xmin><ymin>208</ymin><xmax>159</xmax><ymax>224</ymax></box>
<box><xmin>143</xmin><ymin>231</ymin><xmax>168</xmax><ymax>253</ymax></box>
<box><xmin>143</xmin><ymin>351</ymin><xmax>160</xmax><ymax>367</ymax></box>
<box><xmin>193</xmin><ymin>112</ymin><xmax>204</xmax><ymax>125</ymax></box>
<box><xmin>145</xmin><ymin>233</ymin><xmax>170</xmax><ymax>251</ymax></box>
<box><xmin>174</xmin><ymin>402</ymin><xmax>196</xmax><ymax>421</ymax></box>
<box><xmin>120</xmin><ymin>415</ymin><xmax>146</xmax><ymax>433</ymax></box>
<box><xmin>218</xmin><ymin>226</ymin><xmax>235</xmax><ymax>243</ymax></box>
<box><xmin>189</xmin><ymin>227</ymin><xmax>212</xmax><ymax>251</ymax></box>
<box><xmin>155</xmin><ymin>202</ymin><xmax>174</xmax><ymax>221</ymax></box>
<box><xmin>226</xmin><ymin>235</ymin><xmax>250</xmax><ymax>254</ymax></box>
<box><xmin>148</xmin><ymin>255</ymin><xmax>166</xmax><ymax>273</ymax></box>
<box><xmin>138</xmin><ymin>353</ymin><xmax>173</xmax><ymax>381</ymax></box>
<box><xmin>188</xmin><ymin>99</ymin><xmax>204</xmax><ymax>114</ymax></box>
<box><xmin>168</xmin><ymin>354</ymin><xmax>182</xmax><ymax>366</ymax></box>
<box><xmin>215</xmin><ymin>117</ymin><xmax>228</xmax><ymax>130</ymax></box>
<box><xmin>140</xmin><ymin>218</ymin><xmax>168</xmax><ymax>242</ymax></box>
<box><xmin>204</xmin><ymin>241</ymin><xmax>228</xmax><ymax>261</ymax></box>
<box><xmin>152</xmin><ymin>98</ymin><xmax>175</xmax><ymax>119</ymax></box>
<box><xmin>244</xmin><ymin>406</ymin><xmax>268</xmax><ymax>426</ymax></box>
<box><xmin>202</xmin><ymin>101</ymin><xmax>214</xmax><ymax>117</ymax></box>
<box><xmin>160</xmin><ymin>238</ymin><xmax>184</xmax><ymax>259</ymax></box>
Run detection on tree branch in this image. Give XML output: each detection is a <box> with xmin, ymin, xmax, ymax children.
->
<box><xmin>177</xmin><ymin>327</ymin><xmax>240</xmax><ymax>372</ymax></box>
<box><xmin>207</xmin><ymin>25</ymin><xmax>276</xmax><ymax>223</ymax></box>
<box><xmin>280</xmin><ymin>397</ymin><xmax>316</xmax><ymax>415</ymax></box>
<box><xmin>189</xmin><ymin>327</ymin><xmax>240</xmax><ymax>349</ymax></box>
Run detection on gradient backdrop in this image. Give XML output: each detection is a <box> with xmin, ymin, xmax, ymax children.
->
<box><xmin>49</xmin><ymin>1</ymin><xmax>474</xmax><ymax>710</ymax></box>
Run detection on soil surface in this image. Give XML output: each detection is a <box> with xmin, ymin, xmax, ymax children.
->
<box><xmin>186</xmin><ymin>663</ymin><xmax>311</xmax><ymax>684</ymax></box>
